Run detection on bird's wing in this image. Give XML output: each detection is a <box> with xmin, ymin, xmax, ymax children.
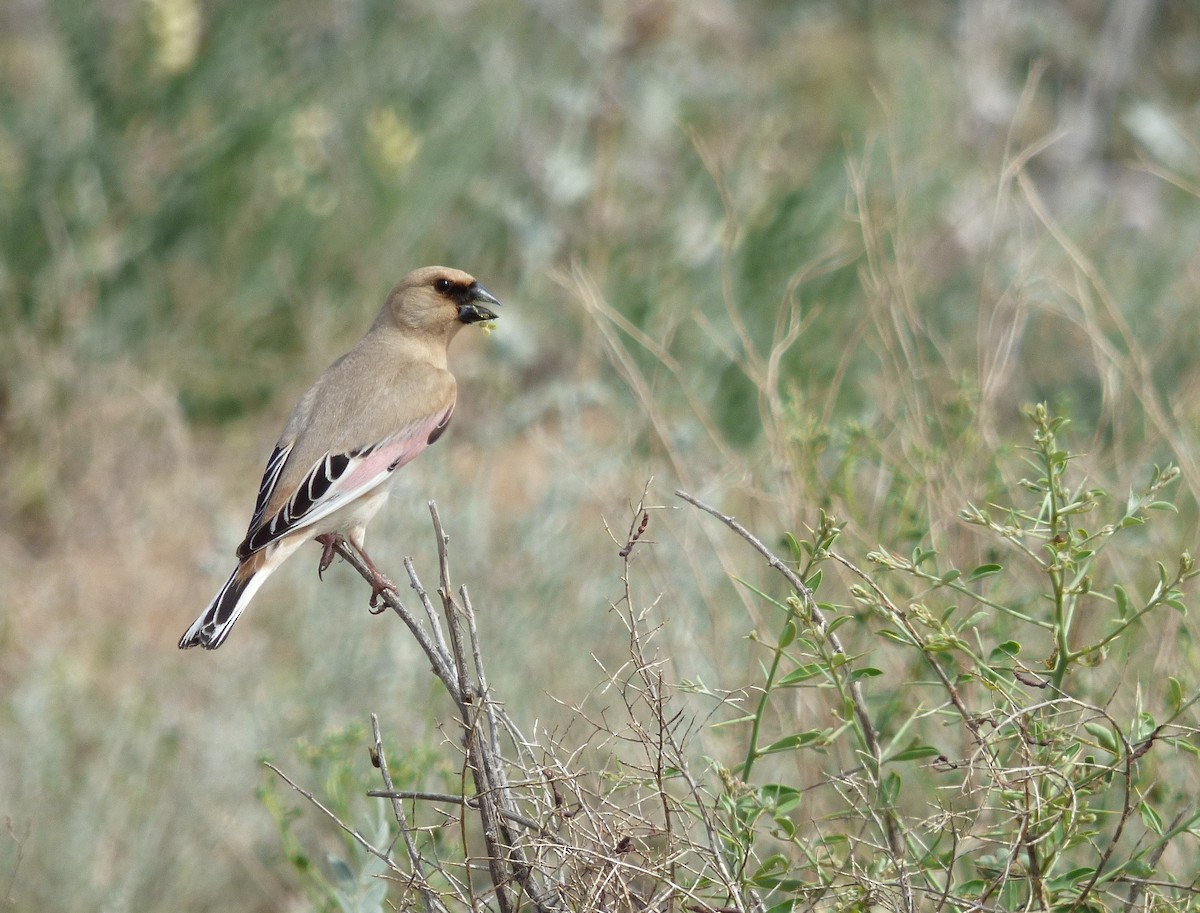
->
<box><xmin>236</xmin><ymin>403</ymin><xmax>453</xmax><ymax>558</ymax></box>
<box><xmin>243</xmin><ymin>440</ymin><xmax>295</xmax><ymax>537</ymax></box>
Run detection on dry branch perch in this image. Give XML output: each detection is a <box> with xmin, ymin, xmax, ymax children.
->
<box><xmin>271</xmin><ymin>503</ymin><xmax>565</xmax><ymax>913</ymax></box>
<box><xmin>273</xmin><ymin>497</ymin><xmax>787</xmax><ymax>913</ymax></box>
<box><xmin>328</xmin><ymin>533</ymin><xmax>460</xmax><ymax>695</ymax></box>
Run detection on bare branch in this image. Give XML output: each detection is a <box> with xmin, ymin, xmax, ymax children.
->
<box><xmin>366</xmin><ymin>789</ymin><xmax>555</xmax><ymax>838</ymax></box>
<box><xmin>331</xmin><ymin>537</ymin><xmax>458</xmax><ymax>694</ymax></box>
<box><xmin>369</xmin><ymin>714</ymin><xmax>448</xmax><ymax>913</ymax></box>
<box><xmin>264</xmin><ymin>762</ymin><xmax>404</xmax><ymax>878</ymax></box>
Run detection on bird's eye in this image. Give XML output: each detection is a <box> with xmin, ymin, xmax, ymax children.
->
<box><xmin>434</xmin><ymin>278</ymin><xmax>452</xmax><ymax>294</ymax></box>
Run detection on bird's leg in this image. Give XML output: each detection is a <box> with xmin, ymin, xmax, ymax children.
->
<box><xmin>316</xmin><ymin>534</ymin><xmax>394</xmax><ymax>609</ymax></box>
<box><xmin>315</xmin><ymin>533</ymin><xmax>346</xmax><ymax>579</ymax></box>
<box><xmin>354</xmin><ymin>545</ymin><xmax>398</xmax><ymax>611</ymax></box>
<box><xmin>337</xmin><ymin>534</ymin><xmax>398</xmax><ymax>612</ymax></box>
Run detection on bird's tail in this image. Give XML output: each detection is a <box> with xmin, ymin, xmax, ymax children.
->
<box><xmin>179</xmin><ymin>540</ymin><xmax>301</xmax><ymax>649</ymax></box>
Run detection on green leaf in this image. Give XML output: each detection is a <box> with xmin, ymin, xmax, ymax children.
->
<box><xmin>761</xmin><ymin>731</ymin><xmax>826</xmax><ymax>754</ymax></box>
<box><xmin>773</xmin><ymin>816</ymin><xmax>796</xmax><ymax>838</ymax></box>
<box><xmin>1047</xmin><ymin>866</ymin><xmax>1096</xmax><ymax>892</ymax></box>
<box><xmin>958</xmin><ymin>879</ymin><xmax>985</xmax><ymax>898</ymax></box>
<box><xmin>805</xmin><ymin>568</ymin><xmax>822</xmax><ymax>591</ymax></box>
<box><xmin>939</xmin><ymin>569</ymin><xmax>962</xmax><ymax>584</ymax></box>
<box><xmin>912</xmin><ymin>546</ymin><xmax>938</xmax><ymax>566</ymax></box>
<box><xmin>778</xmin><ymin>664</ymin><xmax>825</xmax><ymax>686</ymax></box>
<box><xmin>848</xmin><ymin>667</ymin><xmax>883</xmax><ymax>683</ymax></box>
<box><xmin>757</xmin><ymin>784</ymin><xmax>802</xmax><ymax>814</ymax></box>
<box><xmin>959</xmin><ymin>609</ymin><xmax>991</xmax><ymax>629</ymax></box>
<box><xmin>1165</xmin><ymin>737</ymin><xmax>1200</xmax><ymax>757</ymax></box>
<box><xmin>1084</xmin><ymin>722</ymin><xmax>1118</xmax><ymax>753</ymax></box>
<box><xmin>1148</xmin><ymin>500</ymin><xmax>1178</xmax><ymax>512</ymax></box>
<box><xmin>1120</xmin><ymin>859</ymin><xmax>1154</xmax><ymax>878</ymax></box>
<box><xmin>1168</xmin><ymin>676</ymin><xmax>1184</xmax><ymax>713</ymax></box>
<box><xmin>888</xmin><ymin>742</ymin><xmax>941</xmax><ymax>763</ymax></box>
<box><xmin>784</xmin><ymin>532</ymin><xmax>804</xmax><ymax>562</ymax></box>
<box><xmin>988</xmin><ymin>641</ymin><xmax>1020</xmax><ymax>663</ymax></box>
<box><xmin>1114</xmin><ymin>584</ymin><xmax>1130</xmax><ymax>619</ymax></box>
<box><xmin>967</xmin><ymin>563</ymin><xmax>1002</xmax><ymax>581</ymax></box>
<box><xmin>778</xmin><ymin>620</ymin><xmax>797</xmax><ymax>649</ymax></box>
<box><xmin>733</xmin><ymin>577</ymin><xmax>791</xmax><ymax>610</ymax></box>
<box><xmin>750</xmin><ymin>853</ymin><xmax>789</xmax><ymax>887</ymax></box>
<box><xmin>1139</xmin><ymin>801</ymin><xmax>1164</xmax><ymax>835</ymax></box>
<box><xmin>882</xmin><ymin>771</ymin><xmax>901</xmax><ymax>805</ymax></box>
<box><xmin>1134</xmin><ymin>711</ymin><xmax>1157</xmax><ymax>742</ymax></box>
<box><xmin>826</xmin><ymin>614</ymin><xmax>853</xmax><ymax>634</ymax></box>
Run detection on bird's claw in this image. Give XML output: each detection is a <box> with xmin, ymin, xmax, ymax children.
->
<box><xmin>316</xmin><ymin>533</ymin><xmax>346</xmax><ymax>580</ymax></box>
<box><xmin>367</xmin><ymin>575</ymin><xmax>397</xmax><ymax>613</ymax></box>
<box><xmin>315</xmin><ymin>535</ymin><xmax>395</xmax><ymax>612</ymax></box>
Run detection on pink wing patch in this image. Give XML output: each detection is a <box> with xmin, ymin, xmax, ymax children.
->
<box><xmin>341</xmin><ymin>431</ymin><xmax>429</xmax><ymax>490</ymax></box>
<box><xmin>238</xmin><ymin>405</ymin><xmax>453</xmax><ymax>557</ymax></box>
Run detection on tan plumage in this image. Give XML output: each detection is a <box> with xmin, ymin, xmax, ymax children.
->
<box><xmin>179</xmin><ymin>266</ymin><xmax>499</xmax><ymax>649</ymax></box>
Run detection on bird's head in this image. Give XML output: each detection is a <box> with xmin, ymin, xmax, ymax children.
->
<box><xmin>383</xmin><ymin>266</ymin><xmax>500</xmax><ymax>339</ymax></box>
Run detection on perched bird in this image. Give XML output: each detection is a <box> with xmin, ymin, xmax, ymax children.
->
<box><xmin>179</xmin><ymin>266</ymin><xmax>499</xmax><ymax>650</ymax></box>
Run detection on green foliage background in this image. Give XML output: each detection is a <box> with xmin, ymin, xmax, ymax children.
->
<box><xmin>2</xmin><ymin>1</ymin><xmax>1199</xmax><ymax>910</ymax></box>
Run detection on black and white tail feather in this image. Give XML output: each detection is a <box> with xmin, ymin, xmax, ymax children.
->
<box><xmin>177</xmin><ymin>567</ymin><xmax>254</xmax><ymax>650</ymax></box>
<box><xmin>178</xmin><ymin>536</ymin><xmax>307</xmax><ymax>649</ymax></box>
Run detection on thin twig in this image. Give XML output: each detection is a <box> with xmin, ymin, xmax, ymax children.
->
<box><xmin>406</xmin><ymin>554</ymin><xmax>455</xmax><ymax>676</ymax></box>
<box><xmin>463</xmin><ymin>584</ymin><xmax>503</xmax><ymax>760</ymax></box>
<box><xmin>429</xmin><ymin>505</ymin><xmax>514</xmax><ymax>913</ymax></box>
<box><xmin>3</xmin><ymin>817</ymin><xmax>29</xmax><ymax>907</ymax></box>
<box><xmin>370</xmin><ymin>714</ymin><xmax>448</xmax><ymax>913</ymax></box>
<box><xmin>428</xmin><ymin>503</ymin><xmax>561</xmax><ymax>913</ymax></box>
<box><xmin>1123</xmin><ymin>804</ymin><xmax>1196</xmax><ymax>912</ymax></box>
<box><xmin>331</xmin><ymin>538</ymin><xmax>458</xmax><ymax>693</ymax></box>
<box><xmin>621</xmin><ymin>486</ymin><xmax>760</xmax><ymax>913</ymax></box>
<box><xmin>366</xmin><ymin>789</ymin><xmax>558</xmax><ymax>839</ymax></box>
<box><xmin>264</xmin><ymin>762</ymin><xmax>403</xmax><ymax>877</ymax></box>
<box><xmin>672</xmin><ymin>490</ymin><xmax>879</xmax><ymax>756</ymax></box>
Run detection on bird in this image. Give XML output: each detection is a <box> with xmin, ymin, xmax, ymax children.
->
<box><xmin>179</xmin><ymin>266</ymin><xmax>500</xmax><ymax>650</ymax></box>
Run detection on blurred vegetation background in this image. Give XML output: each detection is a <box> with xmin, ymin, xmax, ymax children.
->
<box><xmin>2</xmin><ymin>0</ymin><xmax>1200</xmax><ymax>909</ymax></box>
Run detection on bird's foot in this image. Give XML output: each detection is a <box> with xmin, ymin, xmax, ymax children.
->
<box><xmin>316</xmin><ymin>535</ymin><xmax>396</xmax><ymax>611</ymax></box>
<box><xmin>353</xmin><ymin>544</ymin><xmax>397</xmax><ymax>613</ymax></box>
<box><xmin>367</xmin><ymin>575</ymin><xmax>398</xmax><ymax>613</ymax></box>
<box><xmin>316</xmin><ymin>533</ymin><xmax>347</xmax><ymax>579</ymax></box>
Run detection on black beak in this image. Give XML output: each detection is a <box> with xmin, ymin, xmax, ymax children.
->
<box><xmin>457</xmin><ymin>283</ymin><xmax>500</xmax><ymax>324</ymax></box>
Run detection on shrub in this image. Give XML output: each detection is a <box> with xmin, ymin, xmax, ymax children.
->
<box><xmin>263</xmin><ymin>407</ymin><xmax>1200</xmax><ymax>912</ymax></box>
